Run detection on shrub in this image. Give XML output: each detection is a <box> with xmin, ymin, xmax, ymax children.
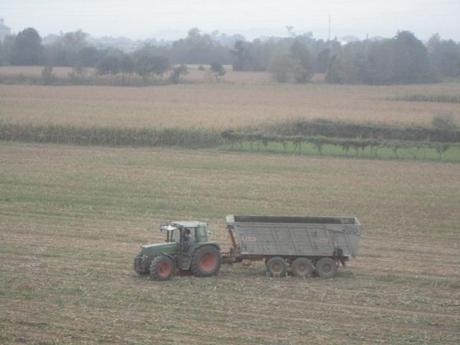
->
<box><xmin>169</xmin><ymin>64</ymin><xmax>188</xmax><ymax>84</ymax></box>
<box><xmin>268</xmin><ymin>54</ymin><xmax>294</xmax><ymax>83</ymax></box>
<box><xmin>432</xmin><ymin>113</ymin><xmax>457</xmax><ymax>130</ymax></box>
<box><xmin>210</xmin><ymin>62</ymin><xmax>226</xmax><ymax>80</ymax></box>
<box><xmin>41</xmin><ymin>65</ymin><xmax>56</xmax><ymax>85</ymax></box>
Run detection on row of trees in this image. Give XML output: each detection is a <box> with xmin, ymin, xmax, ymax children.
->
<box><xmin>327</xmin><ymin>31</ymin><xmax>440</xmax><ymax>84</ymax></box>
<box><xmin>0</xmin><ymin>28</ymin><xmax>233</xmax><ymax>68</ymax></box>
<box><xmin>95</xmin><ymin>48</ymin><xmax>225</xmax><ymax>83</ymax></box>
<box><xmin>0</xmin><ymin>28</ymin><xmax>227</xmax><ymax>83</ymax></box>
<box><xmin>234</xmin><ymin>31</ymin><xmax>460</xmax><ymax>84</ymax></box>
<box><xmin>1</xmin><ymin>27</ymin><xmax>459</xmax><ymax>85</ymax></box>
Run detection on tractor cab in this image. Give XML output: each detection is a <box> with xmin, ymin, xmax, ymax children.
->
<box><xmin>134</xmin><ymin>220</ymin><xmax>221</xmax><ymax>280</ymax></box>
<box><xmin>161</xmin><ymin>221</ymin><xmax>209</xmax><ymax>244</ymax></box>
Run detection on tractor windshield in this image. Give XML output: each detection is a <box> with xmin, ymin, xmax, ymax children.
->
<box><xmin>166</xmin><ymin>229</ymin><xmax>181</xmax><ymax>242</ymax></box>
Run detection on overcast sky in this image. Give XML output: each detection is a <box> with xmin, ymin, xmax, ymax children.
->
<box><xmin>1</xmin><ymin>0</ymin><xmax>459</xmax><ymax>40</ymax></box>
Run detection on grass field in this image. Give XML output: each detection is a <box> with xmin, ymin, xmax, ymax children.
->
<box><xmin>1</xmin><ymin>69</ymin><xmax>460</xmax><ymax>130</ymax></box>
<box><xmin>226</xmin><ymin>140</ymin><xmax>460</xmax><ymax>162</ymax></box>
<box><xmin>1</xmin><ymin>142</ymin><xmax>459</xmax><ymax>345</ymax></box>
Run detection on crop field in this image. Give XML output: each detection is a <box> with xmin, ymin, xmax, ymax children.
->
<box><xmin>1</xmin><ymin>142</ymin><xmax>459</xmax><ymax>345</ymax></box>
<box><xmin>1</xmin><ymin>69</ymin><xmax>460</xmax><ymax>130</ymax></box>
<box><xmin>1</xmin><ymin>66</ymin><xmax>459</xmax><ymax>344</ymax></box>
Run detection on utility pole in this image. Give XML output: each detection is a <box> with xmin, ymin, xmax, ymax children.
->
<box><xmin>328</xmin><ymin>15</ymin><xmax>331</xmax><ymax>42</ymax></box>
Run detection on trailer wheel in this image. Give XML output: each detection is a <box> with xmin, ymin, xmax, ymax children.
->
<box><xmin>316</xmin><ymin>257</ymin><xmax>337</xmax><ymax>278</ymax></box>
<box><xmin>150</xmin><ymin>256</ymin><xmax>175</xmax><ymax>281</ymax></box>
<box><xmin>266</xmin><ymin>257</ymin><xmax>286</xmax><ymax>277</ymax></box>
<box><xmin>291</xmin><ymin>258</ymin><xmax>314</xmax><ymax>278</ymax></box>
<box><xmin>191</xmin><ymin>245</ymin><xmax>221</xmax><ymax>277</ymax></box>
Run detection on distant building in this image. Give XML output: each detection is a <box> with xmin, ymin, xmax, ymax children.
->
<box><xmin>0</xmin><ymin>18</ymin><xmax>11</xmax><ymax>41</ymax></box>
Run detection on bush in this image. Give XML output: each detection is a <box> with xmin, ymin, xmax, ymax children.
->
<box><xmin>432</xmin><ymin>113</ymin><xmax>457</xmax><ymax>130</ymax></box>
<box><xmin>41</xmin><ymin>65</ymin><xmax>56</xmax><ymax>85</ymax></box>
<box><xmin>169</xmin><ymin>64</ymin><xmax>188</xmax><ymax>84</ymax></box>
<box><xmin>210</xmin><ymin>62</ymin><xmax>226</xmax><ymax>80</ymax></box>
<box><xmin>269</xmin><ymin>54</ymin><xmax>294</xmax><ymax>83</ymax></box>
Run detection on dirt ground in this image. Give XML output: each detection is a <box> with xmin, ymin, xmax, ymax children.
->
<box><xmin>0</xmin><ymin>142</ymin><xmax>459</xmax><ymax>344</ymax></box>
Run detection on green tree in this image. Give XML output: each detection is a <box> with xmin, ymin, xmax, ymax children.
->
<box><xmin>269</xmin><ymin>54</ymin><xmax>294</xmax><ymax>82</ymax></box>
<box><xmin>392</xmin><ymin>31</ymin><xmax>435</xmax><ymax>83</ymax></box>
<box><xmin>96</xmin><ymin>51</ymin><xmax>123</xmax><ymax>75</ymax></box>
<box><xmin>290</xmin><ymin>39</ymin><xmax>313</xmax><ymax>83</ymax></box>
<box><xmin>316</xmin><ymin>48</ymin><xmax>330</xmax><ymax>73</ymax></box>
<box><xmin>428</xmin><ymin>34</ymin><xmax>460</xmax><ymax>78</ymax></box>
<box><xmin>0</xmin><ymin>35</ymin><xmax>14</xmax><ymax>65</ymax></box>
<box><xmin>326</xmin><ymin>31</ymin><xmax>436</xmax><ymax>84</ymax></box>
<box><xmin>171</xmin><ymin>28</ymin><xmax>231</xmax><ymax>65</ymax></box>
<box><xmin>133</xmin><ymin>46</ymin><xmax>170</xmax><ymax>81</ymax></box>
<box><xmin>169</xmin><ymin>64</ymin><xmax>188</xmax><ymax>84</ymax></box>
<box><xmin>78</xmin><ymin>46</ymin><xmax>100</xmax><ymax>67</ymax></box>
<box><xmin>44</xmin><ymin>30</ymin><xmax>94</xmax><ymax>67</ymax></box>
<box><xmin>10</xmin><ymin>28</ymin><xmax>43</xmax><ymax>65</ymax></box>
<box><xmin>210</xmin><ymin>62</ymin><xmax>226</xmax><ymax>80</ymax></box>
<box><xmin>120</xmin><ymin>54</ymin><xmax>135</xmax><ymax>76</ymax></box>
<box><xmin>0</xmin><ymin>41</ymin><xmax>4</xmax><ymax>65</ymax></box>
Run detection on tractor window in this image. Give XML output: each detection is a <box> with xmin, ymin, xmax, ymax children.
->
<box><xmin>170</xmin><ymin>229</ymin><xmax>180</xmax><ymax>243</ymax></box>
<box><xmin>183</xmin><ymin>228</ymin><xmax>195</xmax><ymax>242</ymax></box>
<box><xmin>195</xmin><ymin>226</ymin><xmax>207</xmax><ymax>242</ymax></box>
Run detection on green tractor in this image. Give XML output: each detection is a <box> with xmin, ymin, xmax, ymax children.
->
<box><xmin>134</xmin><ymin>221</ymin><xmax>222</xmax><ymax>281</ymax></box>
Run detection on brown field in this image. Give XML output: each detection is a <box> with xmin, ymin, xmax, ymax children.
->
<box><xmin>1</xmin><ymin>142</ymin><xmax>459</xmax><ymax>345</ymax></box>
<box><xmin>0</xmin><ymin>66</ymin><xmax>459</xmax><ymax>130</ymax></box>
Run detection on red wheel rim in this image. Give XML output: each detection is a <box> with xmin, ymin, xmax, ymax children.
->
<box><xmin>158</xmin><ymin>261</ymin><xmax>172</xmax><ymax>278</ymax></box>
<box><xmin>200</xmin><ymin>253</ymin><xmax>217</xmax><ymax>272</ymax></box>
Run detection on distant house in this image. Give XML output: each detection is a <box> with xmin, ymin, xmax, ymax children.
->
<box><xmin>0</xmin><ymin>18</ymin><xmax>11</xmax><ymax>41</ymax></box>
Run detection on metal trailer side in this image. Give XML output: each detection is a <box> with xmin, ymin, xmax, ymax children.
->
<box><xmin>226</xmin><ymin>215</ymin><xmax>361</xmax><ymax>259</ymax></box>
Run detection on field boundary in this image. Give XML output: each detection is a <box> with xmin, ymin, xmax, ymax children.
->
<box><xmin>1</xmin><ymin>122</ymin><xmax>459</xmax><ymax>162</ymax></box>
<box><xmin>0</xmin><ymin>123</ymin><xmax>222</xmax><ymax>148</ymax></box>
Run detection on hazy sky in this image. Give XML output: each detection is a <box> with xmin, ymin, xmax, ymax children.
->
<box><xmin>1</xmin><ymin>0</ymin><xmax>459</xmax><ymax>40</ymax></box>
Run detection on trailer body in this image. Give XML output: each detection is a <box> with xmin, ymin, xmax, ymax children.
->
<box><xmin>226</xmin><ymin>215</ymin><xmax>361</xmax><ymax>260</ymax></box>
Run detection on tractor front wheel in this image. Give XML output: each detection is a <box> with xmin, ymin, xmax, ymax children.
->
<box><xmin>150</xmin><ymin>256</ymin><xmax>175</xmax><ymax>281</ymax></box>
<box><xmin>191</xmin><ymin>246</ymin><xmax>221</xmax><ymax>277</ymax></box>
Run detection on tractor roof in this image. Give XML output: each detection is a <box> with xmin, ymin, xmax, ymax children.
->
<box><xmin>170</xmin><ymin>221</ymin><xmax>207</xmax><ymax>229</ymax></box>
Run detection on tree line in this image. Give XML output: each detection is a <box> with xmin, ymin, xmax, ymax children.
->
<box><xmin>0</xmin><ymin>27</ymin><xmax>459</xmax><ymax>85</ymax></box>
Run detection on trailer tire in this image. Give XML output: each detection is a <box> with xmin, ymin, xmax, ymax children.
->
<box><xmin>316</xmin><ymin>257</ymin><xmax>337</xmax><ymax>278</ymax></box>
<box><xmin>291</xmin><ymin>258</ymin><xmax>314</xmax><ymax>278</ymax></box>
<box><xmin>150</xmin><ymin>255</ymin><xmax>175</xmax><ymax>281</ymax></box>
<box><xmin>266</xmin><ymin>257</ymin><xmax>286</xmax><ymax>277</ymax></box>
<box><xmin>191</xmin><ymin>245</ymin><xmax>221</xmax><ymax>277</ymax></box>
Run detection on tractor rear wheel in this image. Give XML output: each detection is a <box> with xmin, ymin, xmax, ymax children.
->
<box><xmin>191</xmin><ymin>246</ymin><xmax>221</xmax><ymax>277</ymax></box>
<box><xmin>266</xmin><ymin>257</ymin><xmax>286</xmax><ymax>277</ymax></box>
<box><xmin>291</xmin><ymin>257</ymin><xmax>314</xmax><ymax>278</ymax></box>
<box><xmin>316</xmin><ymin>257</ymin><xmax>337</xmax><ymax>278</ymax></box>
<box><xmin>150</xmin><ymin>255</ymin><xmax>175</xmax><ymax>281</ymax></box>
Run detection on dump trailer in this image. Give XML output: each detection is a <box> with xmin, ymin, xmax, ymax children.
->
<box><xmin>224</xmin><ymin>215</ymin><xmax>361</xmax><ymax>278</ymax></box>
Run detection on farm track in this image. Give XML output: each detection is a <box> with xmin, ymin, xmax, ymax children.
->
<box><xmin>1</xmin><ymin>143</ymin><xmax>459</xmax><ymax>344</ymax></box>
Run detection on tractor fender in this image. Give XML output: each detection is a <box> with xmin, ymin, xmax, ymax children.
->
<box><xmin>159</xmin><ymin>252</ymin><xmax>176</xmax><ymax>261</ymax></box>
<box><xmin>193</xmin><ymin>243</ymin><xmax>221</xmax><ymax>254</ymax></box>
